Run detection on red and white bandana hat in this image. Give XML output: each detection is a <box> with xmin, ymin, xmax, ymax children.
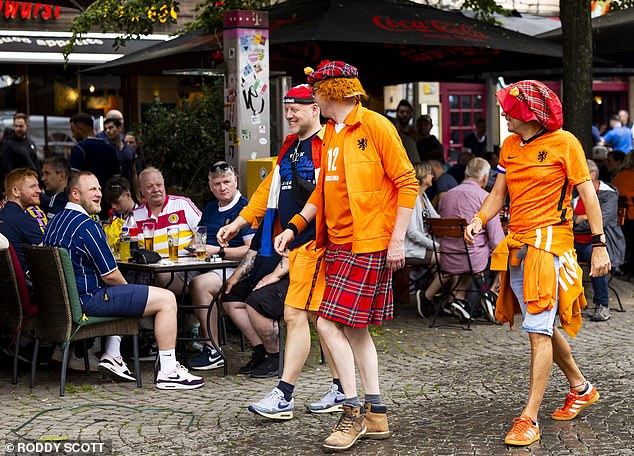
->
<box><xmin>496</xmin><ymin>80</ymin><xmax>563</xmax><ymax>130</ymax></box>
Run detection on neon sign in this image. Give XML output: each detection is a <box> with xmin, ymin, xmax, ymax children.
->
<box><xmin>1</xmin><ymin>2</ymin><xmax>61</xmax><ymax>20</ymax></box>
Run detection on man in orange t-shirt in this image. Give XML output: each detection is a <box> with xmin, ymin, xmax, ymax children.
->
<box><xmin>275</xmin><ymin>61</ymin><xmax>418</xmax><ymax>452</ymax></box>
<box><xmin>465</xmin><ymin>80</ymin><xmax>610</xmax><ymax>447</ymax></box>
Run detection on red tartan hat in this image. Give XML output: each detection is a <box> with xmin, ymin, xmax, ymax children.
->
<box><xmin>305</xmin><ymin>60</ymin><xmax>359</xmax><ymax>84</ymax></box>
<box><xmin>496</xmin><ymin>80</ymin><xmax>563</xmax><ymax>130</ymax></box>
<box><xmin>283</xmin><ymin>84</ymin><xmax>314</xmax><ymax>104</ymax></box>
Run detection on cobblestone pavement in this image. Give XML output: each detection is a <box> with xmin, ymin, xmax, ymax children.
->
<box><xmin>2</xmin><ymin>278</ymin><xmax>633</xmax><ymax>456</ymax></box>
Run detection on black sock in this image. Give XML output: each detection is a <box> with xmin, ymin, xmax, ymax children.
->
<box><xmin>277</xmin><ymin>380</ymin><xmax>294</xmax><ymax>402</ymax></box>
<box><xmin>253</xmin><ymin>344</ymin><xmax>266</xmax><ymax>357</ymax></box>
<box><xmin>578</xmin><ymin>381</ymin><xmax>590</xmax><ymax>395</ymax></box>
<box><xmin>333</xmin><ymin>378</ymin><xmax>343</xmax><ymax>393</ymax></box>
<box><xmin>266</xmin><ymin>351</ymin><xmax>279</xmax><ymax>359</ymax></box>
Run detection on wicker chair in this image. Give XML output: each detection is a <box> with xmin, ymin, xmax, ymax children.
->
<box><xmin>0</xmin><ymin>245</ymin><xmax>36</xmax><ymax>384</ymax></box>
<box><xmin>23</xmin><ymin>245</ymin><xmax>141</xmax><ymax>396</ymax></box>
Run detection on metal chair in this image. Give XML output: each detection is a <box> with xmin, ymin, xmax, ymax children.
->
<box><xmin>23</xmin><ymin>245</ymin><xmax>141</xmax><ymax>396</ymax></box>
<box><xmin>0</xmin><ymin>245</ymin><xmax>36</xmax><ymax>384</ymax></box>
<box><xmin>425</xmin><ymin>217</ymin><xmax>497</xmax><ymax>330</ymax></box>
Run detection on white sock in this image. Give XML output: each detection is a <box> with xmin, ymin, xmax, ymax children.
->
<box><xmin>159</xmin><ymin>349</ymin><xmax>177</xmax><ymax>373</ymax></box>
<box><xmin>104</xmin><ymin>336</ymin><xmax>122</xmax><ymax>359</ymax></box>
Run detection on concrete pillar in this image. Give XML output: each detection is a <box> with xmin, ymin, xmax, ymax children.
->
<box><xmin>223</xmin><ymin>10</ymin><xmax>270</xmax><ymax>194</ymax></box>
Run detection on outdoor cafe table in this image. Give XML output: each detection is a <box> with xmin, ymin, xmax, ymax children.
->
<box><xmin>117</xmin><ymin>256</ymin><xmax>239</xmax><ymax>376</ymax></box>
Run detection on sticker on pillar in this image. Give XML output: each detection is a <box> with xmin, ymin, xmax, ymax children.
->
<box><xmin>228</xmin><ymin>48</ymin><xmax>236</xmax><ymax>59</ymax></box>
<box><xmin>252</xmin><ymin>115</ymin><xmax>261</xmax><ymax>125</ymax></box>
<box><xmin>252</xmin><ymin>79</ymin><xmax>261</xmax><ymax>92</ymax></box>
<box><xmin>259</xmin><ymin>138</ymin><xmax>268</xmax><ymax>145</ymax></box>
<box><xmin>242</xmin><ymin>129</ymin><xmax>252</xmax><ymax>141</ymax></box>
<box><xmin>258</xmin><ymin>35</ymin><xmax>267</xmax><ymax>46</ymax></box>
<box><xmin>259</xmin><ymin>167</ymin><xmax>268</xmax><ymax>180</ymax></box>
<box><xmin>240</xmin><ymin>36</ymin><xmax>250</xmax><ymax>52</ymax></box>
<box><xmin>229</xmin><ymin>127</ymin><xmax>237</xmax><ymax>143</ymax></box>
<box><xmin>260</xmin><ymin>83</ymin><xmax>268</xmax><ymax>95</ymax></box>
<box><xmin>229</xmin><ymin>145</ymin><xmax>235</xmax><ymax>159</ymax></box>
<box><xmin>254</xmin><ymin>33</ymin><xmax>263</xmax><ymax>45</ymax></box>
<box><xmin>259</xmin><ymin>126</ymin><xmax>266</xmax><ymax>134</ymax></box>
<box><xmin>254</xmin><ymin>63</ymin><xmax>263</xmax><ymax>74</ymax></box>
<box><xmin>248</xmin><ymin>52</ymin><xmax>259</xmax><ymax>63</ymax></box>
<box><xmin>242</xmin><ymin>64</ymin><xmax>253</xmax><ymax>78</ymax></box>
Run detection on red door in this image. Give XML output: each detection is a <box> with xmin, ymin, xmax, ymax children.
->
<box><xmin>440</xmin><ymin>83</ymin><xmax>486</xmax><ymax>164</ymax></box>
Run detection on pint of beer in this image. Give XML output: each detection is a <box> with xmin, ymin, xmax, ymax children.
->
<box><xmin>142</xmin><ymin>221</ymin><xmax>155</xmax><ymax>251</ymax></box>
<box><xmin>168</xmin><ymin>227</ymin><xmax>179</xmax><ymax>261</ymax></box>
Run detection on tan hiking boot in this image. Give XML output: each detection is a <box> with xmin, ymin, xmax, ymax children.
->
<box><xmin>363</xmin><ymin>403</ymin><xmax>391</xmax><ymax>439</ymax></box>
<box><xmin>322</xmin><ymin>405</ymin><xmax>366</xmax><ymax>451</ymax></box>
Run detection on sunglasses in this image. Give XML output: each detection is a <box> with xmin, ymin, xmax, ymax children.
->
<box><xmin>209</xmin><ymin>162</ymin><xmax>232</xmax><ymax>173</ymax></box>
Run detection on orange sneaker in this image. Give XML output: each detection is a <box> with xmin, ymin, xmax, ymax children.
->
<box><xmin>504</xmin><ymin>415</ymin><xmax>540</xmax><ymax>446</ymax></box>
<box><xmin>551</xmin><ymin>382</ymin><xmax>600</xmax><ymax>421</ymax></box>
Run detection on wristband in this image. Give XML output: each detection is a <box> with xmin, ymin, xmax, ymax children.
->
<box><xmin>591</xmin><ymin>234</ymin><xmax>606</xmax><ymax>244</ymax></box>
<box><xmin>287</xmin><ymin>223</ymin><xmax>299</xmax><ymax>237</ymax></box>
<box><xmin>591</xmin><ymin>243</ymin><xmax>607</xmax><ymax>248</ymax></box>
<box><xmin>217</xmin><ymin>246</ymin><xmax>225</xmax><ymax>258</ymax></box>
<box><xmin>289</xmin><ymin>213</ymin><xmax>308</xmax><ymax>234</ymax></box>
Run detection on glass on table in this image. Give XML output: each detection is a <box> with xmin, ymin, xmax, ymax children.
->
<box><xmin>168</xmin><ymin>226</ymin><xmax>179</xmax><ymax>261</ymax></box>
<box><xmin>194</xmin><ymin>226</ymin><xmax>207</xmax><ymax>260</ymax></box>
<box><xmin>142</xmin><ymin>221</ymin><xmax>156</xmax><ymax>251</ymax></box>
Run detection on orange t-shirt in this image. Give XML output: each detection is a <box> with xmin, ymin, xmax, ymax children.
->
<box><xmin>323</xmin><ymin>124</ymin><xmax>353</xmax><ymax>243</ymax></box>
<box><xmin>497</xmin><ymin>129</ymin><xmax>590</xmax><ymax>233</ymax></box>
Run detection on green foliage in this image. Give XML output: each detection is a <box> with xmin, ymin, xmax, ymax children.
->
<box><xmin>63</xmin><ymin>0</ymin><xmax>180</xmax><ymax>60</ymax></box>
<box><xmin>459</xmin><ymin>0</ymin><xmax>509</xmax><ymax>25</ymax></box>
<box><xmin>139</xmin><ymin>79</ymin><xmax>225</xmax><ymax>203</ymax></box>
<box><xmin>180</xmin><ymin>0</ymin><xmax>271</xmax><ymax>35</ymax></box>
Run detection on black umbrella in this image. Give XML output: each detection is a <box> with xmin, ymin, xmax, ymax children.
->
<box><xmin>268</xmin><ymin>0</ymin><xmax>564</xmax><ymax>86</ymax></box>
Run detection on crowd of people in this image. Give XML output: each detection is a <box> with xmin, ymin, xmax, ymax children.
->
<box><xmin>1</xmin><ymin>65</ymin><xmax>633</xmax><ymax>451</ymax></box>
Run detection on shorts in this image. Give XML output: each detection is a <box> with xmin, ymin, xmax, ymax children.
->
<box><xmin>224</xmin><ymin>276</ymin><xmax>288</xmax><ymax>320</ymax></box>
<box><xmin>510</xmin><ymin>255</ymin><xmax>560</xmax><ymax>337</ymax></box>
<box><xmin>285</xmin><ymin>240</ymin><xmax>326</xmax><ymax>312</ymax></box>
<box><xmin>83</xmin><ymin>284</ymin><xmax>148</xmax><ymax>317</ymax></box>
<box><xmin>318</xmin><ymin>242</ymin><xmax>393</xmax><ymax>328</ymax></box>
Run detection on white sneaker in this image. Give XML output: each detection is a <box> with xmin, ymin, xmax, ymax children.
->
<box><xmin>156</xmin><ymin>363</ymin><xmax>205</xmax><ymax>390</ymax></box>
<box><xmin>248</xmin><ymin>387</ymin><xmax>294</xmax><ymax>420</ymax></box>
<box><xmin>306</xmin><ymin>383</ymin><xmax>345</xmax><ymax>414</ymax></box>
<box><xmin>98</xmin><ymin>353</ymin><xmax>136</xmax><ymax>382</ymax></box>
<box><xmin>51</xmin><ymin>345</ymin><xmax>100</xmax><ymax>372</ymax></box>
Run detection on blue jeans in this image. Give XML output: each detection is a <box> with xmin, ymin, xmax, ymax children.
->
<box><xmin>574</xmin><ymin>242</ymin><xmax>609</xmax><ymax>307</ymax></box>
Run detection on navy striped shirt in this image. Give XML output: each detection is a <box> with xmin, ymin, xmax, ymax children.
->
<box><xmin>43</xmin><ymin>202</ymin><xmax>117</xmax><ymax>305</ymax></box>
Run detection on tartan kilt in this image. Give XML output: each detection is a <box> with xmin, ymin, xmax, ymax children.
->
<box><xmin>318</xmin><ymin>242</ymin><xmax>393</xmax><ymax>327</ymax></box>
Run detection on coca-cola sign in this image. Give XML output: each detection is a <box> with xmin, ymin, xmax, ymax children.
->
<box><xmin>1</xmin><ymin>2</ymin><xmax>61</xmax><ymax>20</ymax></box>
<box><xmin>372</xmin><ymin>15</ymin><xmax>487</xmax><ymax>42</ymax></box>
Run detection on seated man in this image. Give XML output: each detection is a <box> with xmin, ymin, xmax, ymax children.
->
<box><xmin>0</xmin><ymin>168</ymin><xmax>44</xmax><ymax>276</ymax></box>
<box><xmin>188</xmin><ymin>162</ymin><xmax>254</xmax><ymax>370</ymax></box>
<box><xmin>104</xmin><ymin>176</ymin><xmax>137</xmax><ymax>223</ymax></box>
<box><xmin>420</xmin><ymin>157</ymin><xmax>504</xmax><ymax>322</ymax></box>
<box><xmin>572</xmin><ymin>159</ymin><xmax>626</xmax><ymax>322</ymax></box>
<box><xmin>223</xmin><ymin>225</ymin><xmax>287</xmax><ymax>378</ymax></box>
<box><xmin>44</xmin><ymin>171</ymin><xmax>203</xmax><ymax>390</ymax></box>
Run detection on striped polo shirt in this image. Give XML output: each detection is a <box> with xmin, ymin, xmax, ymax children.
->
<box><xmin>43</xmin><ymin>202</ymin><xmax>118</xmax><ymax>306</ymax></box>
<box><xmin>129</xmin><ymin>195</ymin><xmax>202</xmax><ymax>256</ymax></box>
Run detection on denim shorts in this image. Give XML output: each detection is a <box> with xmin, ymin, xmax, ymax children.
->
<box><xmin>509</xmin><ymin>255</ymin><xmax>560</xmax><ymax>337</ymax></box>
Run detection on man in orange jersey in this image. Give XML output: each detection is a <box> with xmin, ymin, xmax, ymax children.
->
<box><xmin>275</xmin><ymin>61</ymin><xmax>419</xmax><ymax>451</ymax></box>
<box><xmin>465</xmin><ymin>80</ymin><xmax>610</xmax><ymax>447</ymax></box>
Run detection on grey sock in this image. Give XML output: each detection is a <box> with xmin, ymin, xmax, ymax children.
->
<box><xmin>344</xmin><ymin>396</ymin><xmax>361</xmax><ymax>408</ymax></box>
<box><xmin>364</xmin><ymin>394</ymin><xmax>382</xmax><ymax>406</ymax></box>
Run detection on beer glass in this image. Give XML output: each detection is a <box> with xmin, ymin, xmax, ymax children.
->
<box><xmin>143</xmin><ymin>221</ymin><xmax>155</xmax><ymax>251</ymax></box>
<box><xmin>194</xmin><ymin>226</ymin><xmax>207</xmax><ymax>260</ymax></box>
<box><xmin>168</xmin><ymin>226</ymin><xmax>179</xmax><ymax>261</ymax></box>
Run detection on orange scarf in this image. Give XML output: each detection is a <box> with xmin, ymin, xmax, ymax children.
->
<box><xmin>491</xmin><ymin>225</ymin><xmax>587</xmax><ymax>337</ymax></box>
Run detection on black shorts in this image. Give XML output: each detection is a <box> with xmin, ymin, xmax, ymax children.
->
<box><xmin>224</xmin><ymin>277</ymin><xmax>288</xmax><ymax>321</ymax></box>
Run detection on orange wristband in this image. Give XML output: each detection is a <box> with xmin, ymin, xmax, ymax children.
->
<box><xmin>288</xmin><ymin>213</ymin><xmax>308</xmax><ymax>234</ymax></box>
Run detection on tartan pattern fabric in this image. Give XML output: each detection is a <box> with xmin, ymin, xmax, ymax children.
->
<box><xmin>307</xmin><ymin>60</ymin><xmax>359</xmax><ymax>84</ymax></box>
<box><xmin>497</xmin><ymin>80</ymin><xmax>563</xmax><ymax>131</ymax></box>
<box><xmin>318</xmin><ymin>242</ymin><xmax>393</xmax><ymax>327</ymax></box>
